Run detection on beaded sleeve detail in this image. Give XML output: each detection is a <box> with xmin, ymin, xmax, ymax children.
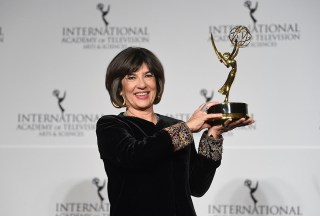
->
<box><xmin>198</xmin><ymin>131</ymin><xmax>223</xmax><ymax>161</ymax></box>
<box><xmin>164</xmin><ymin>122</ymin><xmax>194</xmax><ymax>151</ymax></box>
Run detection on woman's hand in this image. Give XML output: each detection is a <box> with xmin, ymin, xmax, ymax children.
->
<box><xmin>186</xmin><ymin>102</ymin><xmax>223</xmax><ymax>133</ymax></box>
<box><xmin>208</xmin><ymin>117</ymin><xmax>255</xmax><ymax>138</ymax></box>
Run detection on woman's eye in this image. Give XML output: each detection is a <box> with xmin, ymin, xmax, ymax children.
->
<box><xmin>127</xmin><ymin>75</ymin><xmax>136</xmax><ymax>80</ymax></box>
<box><xmin>145</xmin><ymin>72</ymin><xmax>154</xmax><ymax>78</ymax></box>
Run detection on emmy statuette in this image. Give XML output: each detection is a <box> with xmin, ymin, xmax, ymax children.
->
<box><xmin>207</xmin><ymin>25</ymin><xmax>252</xmax><ymax>124</ymax></box>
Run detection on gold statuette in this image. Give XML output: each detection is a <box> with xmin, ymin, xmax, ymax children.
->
<box><xmin>208</xmin><ymin>26</ymin><xmax>252</xmax><ymax>123</ymax></box>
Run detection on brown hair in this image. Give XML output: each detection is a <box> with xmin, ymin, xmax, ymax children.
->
<box><xmin>105</xmin><ymin>47</ymin><xmax>165</xmax><ymax>108</ymax></box>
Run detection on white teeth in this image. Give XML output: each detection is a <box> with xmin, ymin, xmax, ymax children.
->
<box><xmin>136</xmin><ymin>92</ymin><xmax>147</xmax><ymax>96</ymax></box>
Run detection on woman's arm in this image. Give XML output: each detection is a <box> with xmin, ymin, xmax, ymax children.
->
<box><xmin>189</xmin><ymin>131</ymin><xmax>223</xmax><ymax>197</ymax></box>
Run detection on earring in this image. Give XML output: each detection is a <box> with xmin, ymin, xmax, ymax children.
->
<box><xmin>121</xmin><ymin>95</ymin><xmax>126</xmax><ymax>107</ymax></box>
<box><xmin>112</xmin><ymin>101</ymin><xmax>120</xmax><ymax>108</ymax></box>
<box><xmin>111</xmin><ymin>97</ymin><xmax>125</xmax><ymax>108</ymax></box>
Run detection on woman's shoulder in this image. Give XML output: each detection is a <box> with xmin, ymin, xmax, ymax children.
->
<box><xmin>97</xmin><ymin>114</ymin><xmax>126</xmax><ymax>125</ymax></box>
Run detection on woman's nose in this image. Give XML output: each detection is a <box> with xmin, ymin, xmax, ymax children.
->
<box><xmin>137</xmin><ymin>77</ymin><xmax>146</xmax><ymax>88</ymax></box>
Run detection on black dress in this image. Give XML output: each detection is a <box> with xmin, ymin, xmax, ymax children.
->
<box><xmin>96</xmin><ymin>113</ymin><xmax>223</xmax><ymax>216</ymax></box>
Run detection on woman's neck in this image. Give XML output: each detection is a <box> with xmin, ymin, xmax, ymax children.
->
<box><xmin>125</xmin><ymin>108</ymin><xmax>158</xmax><ymax>124</ymax></box>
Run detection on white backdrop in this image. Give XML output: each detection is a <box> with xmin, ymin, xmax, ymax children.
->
<box><xmin>1</xmin><ymin>0</ymin><xmax>320</xmax><ymax>215</ymax></box>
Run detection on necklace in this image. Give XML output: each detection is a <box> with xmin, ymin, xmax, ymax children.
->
<box><xmin>123</xmin><ymin>111</ymin><xmax>159</xmax><ymax>124</ymax></box>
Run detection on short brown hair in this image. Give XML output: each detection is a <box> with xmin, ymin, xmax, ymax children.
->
<box><xmin>105</xmin><ymin>47</ymin><xmax>165</xmax><ymax>108</ymax></box>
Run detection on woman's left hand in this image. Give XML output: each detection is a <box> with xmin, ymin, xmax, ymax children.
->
<box><xmin>208</xmin><ymin>117</ymin><xmax>255</xmax><ymax>139</ymax></box>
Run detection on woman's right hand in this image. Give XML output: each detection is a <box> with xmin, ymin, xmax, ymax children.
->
<box><xmin>186</xmin><ymin>102</ymin><xmax>223</xmax><ymax>133</ymax></box>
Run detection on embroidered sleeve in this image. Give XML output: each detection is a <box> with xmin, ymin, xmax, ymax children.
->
<box><xmin>198</xmin><ymin>131</ymin><xmax>223</xmax><ymax>161</ymax></box>
<box><xmin>163</xmin><ymin>122</ymin><xmax>194</xmax><ymax>151</ymax></box>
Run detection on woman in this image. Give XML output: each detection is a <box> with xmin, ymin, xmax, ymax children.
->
<box><xmin>96</xmin><ymin>47</ymin><xmax>254</xmax><ymax>216</ymax></box>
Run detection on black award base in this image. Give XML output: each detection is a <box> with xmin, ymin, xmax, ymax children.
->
<box><xmin>207</xmin><ymin>102</ymin><xmax>249</xmax><ymax>125</ymax></box>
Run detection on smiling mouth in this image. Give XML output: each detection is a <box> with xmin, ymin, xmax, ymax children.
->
<box><xmin>135</xmin><ymin>92</ymin><xmax>149</xmax><ymax>96</ymax></box>
<box><xmin>134</xmin><ymin>92</ymin><xmax>151</xmax><ymax>100</ymax></box>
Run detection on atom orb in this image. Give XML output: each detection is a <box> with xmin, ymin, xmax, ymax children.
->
<box><xmin>229</xmin><ymin>26</ymin><xmax>252</xmax><ymax>48</ymax></box>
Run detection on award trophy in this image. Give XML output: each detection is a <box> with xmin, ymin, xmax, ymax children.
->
<box><xmin>207</xmin><ymin>25</ymin><xmax>252</xmax><ymax>123</ymax></box>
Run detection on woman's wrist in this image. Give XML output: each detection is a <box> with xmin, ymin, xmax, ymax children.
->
<box><xmin>164</xmin><ymin>122</ymin><xmax>194</xmax><ymax>151</ymax></box>
<box><xmin>207</xmin><ymin>130</ymin><xmax>222</xmax><ymax>139</ymax></box>
<box><xmin>198</xmin><ymin>131</ymin><xmax>224</xmax><ymax>161</ymax></box>
<box><xmin>185</xmin><ymin>121</ymin><xmax>195</xmax><ymax>133</ymax></box>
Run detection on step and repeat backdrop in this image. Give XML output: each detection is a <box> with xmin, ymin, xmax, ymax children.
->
<box><xmin>1</xmin><ymin>0</ymin><xmax>320</xmax><ymax>215</ymax></box>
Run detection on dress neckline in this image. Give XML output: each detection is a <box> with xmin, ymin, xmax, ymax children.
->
<box><xmin>121</xmin><ymin>112</ymin><xmax>160</xmax><ymax>126</ymax></box>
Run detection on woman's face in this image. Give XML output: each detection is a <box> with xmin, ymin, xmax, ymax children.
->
<box><xmin>121</xmin><ymin>63</ymin><xmax>157</xmax><ymax>112</ymax></box>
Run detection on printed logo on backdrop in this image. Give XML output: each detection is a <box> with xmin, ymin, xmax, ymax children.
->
<box><xmin>200</xmin><ymin>89</ymin><xmax>214</xmax><ymax>103</ymax></box>
<box><xmin>53</xmin><ymin>89</ymin><xmax>66</xmax><ymax>113</ymax></box>
<box><xmin>209</xmin><ymin>0</ymin><xmax>301</xmax><ymax>47</ymax></box>
<box><xmin>92</xmin><ymin>177</ymin><xmax>107</xmax><ymax>204</ymax></box>
<box><xmin>55</xmin><ymin>177</ymin><xmax>109</xmax><ymax>216</ymax></box>
<box><xmin>0</xmin><ymin>27</ymin><xmax>4</xmax><ymax>43</ymax></box>
<box><xmin>208</xmin><ymin>179</ymin><xmax>303</xmax><ymax>216</ymax></box>
<box><xmin>97</xmin><ymin>3</ymin><xmax>111</xmax><ymax>27</ymax></box>
<box><xmin>16</xmin><ymin>90</ymin><xmax>102</xmax><ymax>137</ymax></box>
<box><xmin>61</xmin><ymin>3</ymin><xmax>150</xmax><ymax>49</ymax></box>
<box><xmin>244</xmin><ymin>179</ymin><xmax>259</xmax><ymax>206</ymax></box>
<box><xmin>244</xmin><ymin>1</ymin><xmax>258</xmax><ymax>26</ymax></box>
